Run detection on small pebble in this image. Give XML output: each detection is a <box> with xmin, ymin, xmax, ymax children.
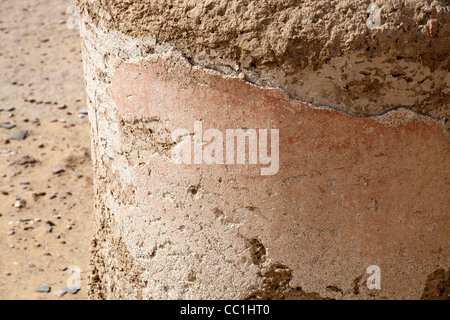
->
<box><xmin>21</xmin><ymin>224</ymin><xmax>32</xmax><ymax>231</ymax></box>
<box><xmin>428</xmin><ymin>19</ymin><xmax>438</xmax><ymax>38</ymax></box>
<box><xmin>0</xmin><ymin>123</ymin><xmax>16</xmax><ymax>129</ymax></box>
<box><xmin>6</xmin><ymin>229</ymin><xmax>15</xmax><ymax>236</ymax></box>
<box><xmin>44</xmin><ymin>224</ymin><xmax>53</xmax><ymax>233</ymax></box>
<box><xmin>36</xmin><ymin>286</ymin><xmax>51</xmax><ymax>293</ymax></box>
<box><xmin>78</xmin><ymin>108</ymin><xmax>88</xmax><ymax>115</ymax></box>
<box><xmin>62</xmin><ymin>287</ymin><xmax>80</xmax><ymax>294</ymax></box>
<box><xmin>31</xmin><ymin>192</ymin><xmax>46</xmax><ymax>199</ymax></box>
<box><xmin>52</xmin><ymin>167</ymin><xmax>65</xmax><ymax>174</ymax></box>
<box><xmin>14</xmin><ymin>199</ymin><xmax>26</xmax><ymax>208</ymax></box>
<box><xmin>10</xmin><ymin>130</ymin><xmax>28</xmax><ymax>141</ymax></box>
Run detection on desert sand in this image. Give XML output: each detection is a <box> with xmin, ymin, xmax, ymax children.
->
<box><xmin>0</xmin><ymin>0</ymin><xmax>92</xmax><ymax>300</ymax></box>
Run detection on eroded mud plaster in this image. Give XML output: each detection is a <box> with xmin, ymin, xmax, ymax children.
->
<box><xmin>78</xmin><ymin>3</ymin><xmax>450</xmax><ymax>300</ymax></box>
<box><xmin>77</xmin><ymin>0</ymin><xmax>450</xmax><ymax>119</ymax></box>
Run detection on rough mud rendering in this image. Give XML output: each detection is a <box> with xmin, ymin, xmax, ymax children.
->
<box><xmin>1</xmin><ymin>0</ymin><xmax>449</xmax><ymax>302</ymax></box>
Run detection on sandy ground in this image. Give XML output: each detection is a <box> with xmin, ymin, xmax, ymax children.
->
<box><xmin>0</xmin><ymin>0</ymin><xmax>92</xmax><ymax>300</ymax></box>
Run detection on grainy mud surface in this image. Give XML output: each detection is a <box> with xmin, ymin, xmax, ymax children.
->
<box><xmin>77</xmin><ymin>0</ymin><xmax>450</xmax><ymax>119</ymax></box>
<box><xmin>76</xmin><ymin>0</ymin><xmax>449</xmax><ymax>301</ymax></box>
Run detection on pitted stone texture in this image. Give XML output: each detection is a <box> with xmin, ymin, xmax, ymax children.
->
<box><xmin>77</xmin><ymin>0</ymin><xmax>450</xmax><ymax>119</ymax></box>
<box><xmin>79</xmin><ymin>10</ymin><xmax>449</xmax><ymax>300</ymax></box>
<box><xmin>106</xmin><ymin>56</ymin><xmax>449</xmax><ymax>300</ymax></box>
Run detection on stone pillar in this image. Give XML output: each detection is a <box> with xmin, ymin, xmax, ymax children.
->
<box><xmin>78</xmin><ymin>1</ymin><xmax>449</xmax><ymax>300</ymax></box>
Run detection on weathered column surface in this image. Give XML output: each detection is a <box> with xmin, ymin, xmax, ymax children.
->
<box><xmin>78</xmin><ymin>0</ymin><xmax>449</xmax><ymax>300</ymax></box>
